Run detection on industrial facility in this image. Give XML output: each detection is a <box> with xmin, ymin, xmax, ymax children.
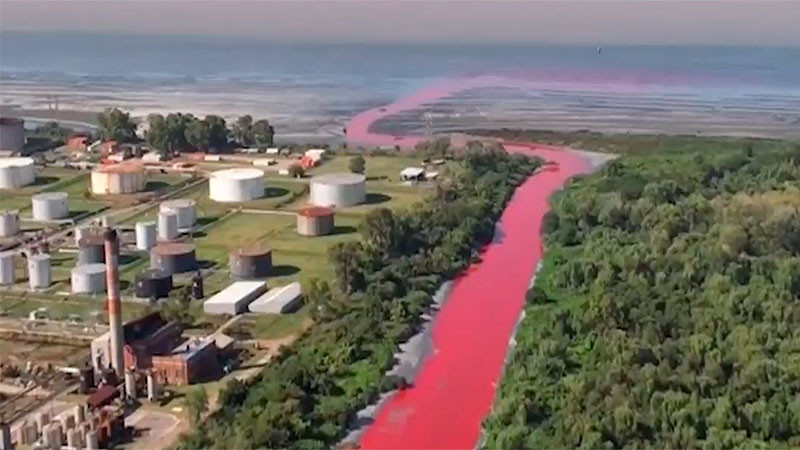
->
<box><xmin>159</xmin><ymin>199</ymin><xmax>197</xmax><ymax>230</ymax></box>
<box><xmin>229</xmin><ymin>246</ymin><xmax>272</xmax><ymax>279</ymax></box>
<box><xmin>0</xmin><ymin>117</ymin><xmax>25</xmax><ymax>153</ymax></box>
<box><xmin>0</xmin><ymin>156</ymin><xmax>35</xmax><ymax>189</ymax></box>
<box><xmin>203</xmin><ymin>280</ymin><xmax>269</xmax><ymax>315</ymax></box>
<box><xmin>90</xmin><ymin>162</ymin><xmax>146</xmax><ymax>195</ymax></box>
<box><xmin>31</xmin><ymin>192</ymin><xmax>69</xmax><ymax>221</ymax></box>
<box><xmin>0</xmin><ymin>141</ymin><xmax>436</xmax><ymax>450</ymax></box>
<box><xmin>309</xmin><ymin>172</ymin><xmax>366</xmax><ymax>207</ymax></box>
<box><xmin>297</xmin><ymin>206</ymin><xmax>335</xmax><ymax>236</ymax></box>
<box><xmin>209</xmin><ymin>167</ymin><xmax>265</xmax><ymax>202</ymax></box>
<box><xmin>150</xmin><ymin>242</ymin><xmax>197</xmax><ymax>274</ymax></box>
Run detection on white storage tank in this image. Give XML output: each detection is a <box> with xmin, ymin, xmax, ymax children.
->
<box><xmin>71</xmin><ymin>263</ymin><xmax>106</xmax><ymax>294</ymax></box>
<box><xmin>157</xmin><ymin>211</ymin><xmax>179</xmax><ymax>241</ymax></box>
<box><xmin>0</xmin><ymin>156</ymin><xmax>35</xmax><ymax>189</ymax></box>
<box><xmin>136</xmin><ymin>221</ymin><xmax>157</xmax><ymax>250</ymax></box>
<box><xmin>209</xmin><ymin>168</ymin><xmax>264</xmax><ymax>202</ymax></box>
<box><xmin>0</xmin><ymin>210</ymin><xmax>20</xmax><ymax>237</ymax></box>
<box><xmin>310</xmin><ymin>173</ymin><xmax>366</xmax><ymax>207</ymax></box>
<box><xmin>90</xmin><ymin>163</ymin><xmax>146</xmax><ymax>194</ymax></box>
<box><xmin>0</xmin><ymin>117</ymin><xmax>25</xmax><ymax>153</ymax></box>
<box><xmin>31</xmin><ymin>192</ymin><xmax>69</xmax><ymax>221</ymax></box>
<box><xmin>28</xmin><ymin>253</ymin><xmax>51</xmax><ymax>289</ymax></box>
<box><xmin>159</xmin><ymin>199</ymin><xmax>197</xmax><ymax>230</ymax></box>
<box><xmin>0</xmin><ymin>251</ymin><xmax>14</xmax><ymax>285</ymax></box>
<box><xmin>74</xmin><ymin>224</ymin><xmax>91</xmax><ymax>246</ymax></box>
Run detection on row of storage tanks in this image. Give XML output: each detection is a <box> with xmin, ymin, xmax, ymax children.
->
<box><xmin>208</xmin><ymin>167</ymin><xmax>367</xmax><ymax>208</ymax></box>
<box><xmin>11</xmin><ymin>403</ymin><xmax>110</xmax><ymax>449</ymax></box>
<box><xmin>0</xmin><ymin>167</ymin><xmax>364</xmax><ymax>294</ymax></box>
<box><xmin>0</xmin><ymin>157</ymin><xmax>147</xmax><ymax>195</ymax></box>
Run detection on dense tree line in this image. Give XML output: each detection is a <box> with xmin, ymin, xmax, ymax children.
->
<box><xmin>484</xmin><ymin>140</ymin><xmax>800</xmax><ymax>448</ymax></box>
<box><xmin>178</xmin><ymin>144</ymin><xmax>540</xmax><ymax>449</ymax></box>
<box><xmin>95</xmin><ymin>108</ymin><xmax>274</xmax><ymax>156</ymax></box>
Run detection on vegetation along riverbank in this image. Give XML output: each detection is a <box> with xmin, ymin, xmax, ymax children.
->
<box><xmin>484</xmin><ymin>134</ymin><xmax>800</xmax><ymax>448</ymax></box>
<box><xmin>178</xmin><ymin>144</ymin><xmax>541</xmax><ymax>448</ymax></box>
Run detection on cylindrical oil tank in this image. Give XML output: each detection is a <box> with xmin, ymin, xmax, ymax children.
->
<box><xmin>146</xmin><ymin>371</ymin><xmax>159</xmax><ymax>401</ymax></box>
<box><xmin>78</xmin><ymin>235</ymin><xmax>105</xmax><ymax>264</ymax></box>
<box><xmin>150</xmin><ymin>242</ymin><xmax>197</xmax><ymax>275</ymax></box>
<box><xmin>0</xmin><ymin>156</ymin><xmax>35</xmax><ymax>189</ymax></box>
<box><xmin>28</xmin><ymin>253</ymin><xmax>51</xmax><ymax>289</ymax></box>
<box><xmin>297</xmin><ymin>206</ymin><xmax>335</xmax><ymax>236</ymax></box>
<box><xmin>157</xmin><ymin>210</ymin><xmax>179</xmax><ymax>241</ymax></box>
<box><xmin>31</xmin><ymin>192</ymin><xmax>68</xmax><ymax>221</ymax></box>
<box><xmin>90</xmin><ymin>163</ymin><xmax>146</xmax><ymax>194</ymax></box>
<box><xmin>135</xmin><ymin>221</ymin><xmax>157</xmax><ymax>250</ymax></box>
<box><xmin>0</xmin><ymin>251</ymin><xmax>14</xmax><ymax>285</ymax></box>
<box><xmin>229</xmin><ymin>246</ymin><xmax>272</xmax><ymax>279</ymax></box>
<box><xmin>124</xmin><ymin>369</ymin><xmax>136</xmax><ymax>399</ymax></box>
<box><xmin>71</xmin><ymin>263</ymin><xmax>106</xmax><ymax>294</ymax></box>
<box><xmin>310</xmin><ymin>173</ymin><xmax>366</xmax><ymax>207</ymax></box>
<box><xmin>209</xmin><ymin>168</ymin><xmax>264</xmax><ymax>202</ymax></box>
<box><xmin>0</xmin><ymin>118</ymin><xmax>25</xmax><ymax>153</ymax></box>
<box><xmin>74</xmin><ymin>224</ymin><xmax>92</xmax><ymax>246</ymax></box>
<box><xmin>85</xmin><ymin>430</ymin><xmax>99</xmax><ymax>450</ymax></box>
<box><xmin>0</xmin><ymin>210</ymin><xmax>20</xmax><ymax>237</ymax></box>
<box><xmin>79</xmin><ymin>366</ymin><xmax>94</xmax><ymax>394</ymax></box>
<box><xmin>134</xmin><ymin>268</ymin><xmax>172</xmax><ymax>299</ymax></box>
<box><xmin>159</xmin><ymin>199</ymin><xmax>196</xmax><ymax>230</ymax></box>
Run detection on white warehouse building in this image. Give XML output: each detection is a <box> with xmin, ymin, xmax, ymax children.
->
<box><xmin>0</xmin><ymin>157</ymin><xmax>35</xmax><ymax>189</ymax></box>
<box><xmin>209</xmin><ymin>168</ymin><xmax>265</xmax><ymax>202</ymax></box>
<box><xmin>203</xmin><ymin>280</ymin><xmax>269</xmax><ymax>315</ymax></box>
<box><xmin>309</xmin><ymin>173</ymin><xmax>366</xmax><ymax>207</ymax></box>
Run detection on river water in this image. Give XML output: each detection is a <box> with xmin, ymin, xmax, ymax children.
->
<box><xmin>347</xmin><ymin>81</ymin><xmax>594</xmax><ymax>448</ymax></box>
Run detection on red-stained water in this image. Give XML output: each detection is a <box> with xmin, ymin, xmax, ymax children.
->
<box><xmin>346</xmin><ymin>79</ymin><xmax>593</xmax><ymax>449</ymax></box>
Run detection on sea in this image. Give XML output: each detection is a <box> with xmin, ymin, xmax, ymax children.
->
<box><xmin>1</xmin><ymin>32</ymin><xmax>799</xmax><ymax>142</ymax></box>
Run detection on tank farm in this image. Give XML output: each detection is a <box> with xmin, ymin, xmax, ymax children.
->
<box><xmin>345</xmin><ymin>75</ymin><xmax>595</xmax><ymax>449</ymax></box>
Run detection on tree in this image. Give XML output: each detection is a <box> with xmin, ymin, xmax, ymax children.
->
<box><xmin>185</xmin><ymin>117</ymin><xmax>210</xmax><ymax>151</ymax></box>
<box><xmin>233</xmin><ymin>115</ymin><xmax>254</xmax><ymax>147</ymax></box>
<box><xmin>204</xmin><ymin>115</ymin><xmax>228</xmax><ymax>152</ymax></box>
<box><xmin>252</xmin><ymin>119</ymin><xmax>274</xmax><ymax>148</ymax></box>
<box><xmin>329</xmin><ymin>241</ymin><xmax>365</xmax><ymax>293</ymax></box>
<box><xmin>360</xmin><ymin>208</ymin><xmax>400</xmax><ymax>256</ymax></box>
<box><xmin>287</xmin><ymin>164</ymin><xmax>305</xmax><ymax>178</ymax></box>
<box><xmin>165</xmin><ymin>113</ymin><xmax>191</xmax><ymax>152</ymax></box>
<box><xmin>185</xmin><ymin>387</ymin><xmax>208</xmax><ymax>425</ymax></box>
<box><xmin>97</xmin><ymin>108</ymin><xmax>136</xmax><ymax>142</ymax></box>
<box><xmin>348</xmin><ymin>155</ymin><xmax>366</xmax><ymax>174</ymax></box>
<box><xmin>146</xmin><ymin>114</ymin><xmax>169</xmax><ymax>157</ymax></box>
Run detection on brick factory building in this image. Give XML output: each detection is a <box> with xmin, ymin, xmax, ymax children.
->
<box><xmin>151</xmin><ymin>338</ymin><xmax>221</xmax><ymax>385</ymax></box>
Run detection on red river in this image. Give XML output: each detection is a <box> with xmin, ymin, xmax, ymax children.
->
<box><xmin>346</xmin><ymin>76</ymin><xmax>594</xmax><ymax>449</ymax></box>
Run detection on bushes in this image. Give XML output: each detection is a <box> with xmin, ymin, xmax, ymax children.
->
<box><xmin>179</xmin><ymin>147</ymin><xmax>540</xmax><ymax>449</ymax></box>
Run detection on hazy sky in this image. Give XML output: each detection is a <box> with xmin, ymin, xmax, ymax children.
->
<box><xmin>1</xmin><ymin>1</ymin><xmax>798</xmax><ymax>45</ymax></box>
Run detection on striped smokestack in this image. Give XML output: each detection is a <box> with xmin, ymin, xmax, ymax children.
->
<box><xmin>104</xmin><ymin>227</ymin><xmax>124</xmax><ymax>376</ymax></box>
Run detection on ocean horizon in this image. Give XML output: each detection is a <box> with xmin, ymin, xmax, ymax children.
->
<box><xmin>1</xmin><ymin>31</ymin><xmax>799</xmax><ymax>142</ymax></box>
